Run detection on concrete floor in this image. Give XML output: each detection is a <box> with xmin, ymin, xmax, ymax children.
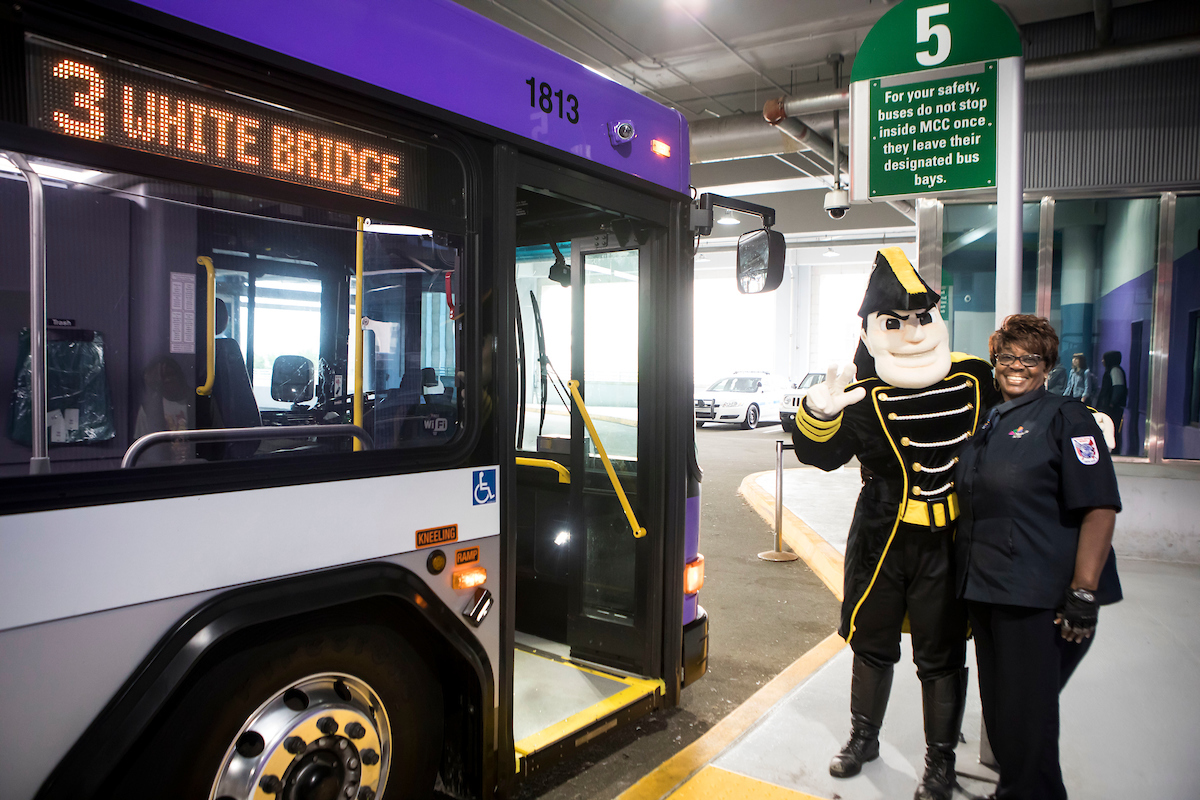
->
<box><xmin>657</xmin><ymin>466</ymin><xmax>1200</xmax><ymax>800</ymax></box>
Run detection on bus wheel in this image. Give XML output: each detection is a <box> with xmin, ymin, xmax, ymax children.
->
<box><xmin>115</xmin><ymin>624</ymin><xmax>443</xmax><ymax>800</ymax></box>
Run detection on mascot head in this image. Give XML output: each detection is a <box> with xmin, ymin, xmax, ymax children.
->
<box><xmin>857</xmin><ymin>247</ymin><xmax>951</xmax><ymax>389</ymax></box>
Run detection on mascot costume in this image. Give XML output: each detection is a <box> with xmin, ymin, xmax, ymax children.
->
<box><xmin>792</xmin><ymin>247</ymin><xmax>998</xmax><ymax>800</ymax></box>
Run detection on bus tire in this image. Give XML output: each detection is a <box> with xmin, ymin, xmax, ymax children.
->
<box><xmin>110</xmin><ymin>623</ymin><xmax>443</xmax><ymax>800</ymax></box>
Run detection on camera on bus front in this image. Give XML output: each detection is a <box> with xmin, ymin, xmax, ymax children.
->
<box><xmin>608</xmin><ymin>120</ymin><xmax>636</xmax><ymax>147</ymax></box>
<box><xmin>824</xmin><ymin>189</ymin><xmax>850</xmax><ymax>220</ymax></box>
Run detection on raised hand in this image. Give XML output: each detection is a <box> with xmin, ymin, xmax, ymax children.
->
<box><xmin>805</xmin><ymin>364</ymin><xmax>866</xmax><ymax>421</ymax></box>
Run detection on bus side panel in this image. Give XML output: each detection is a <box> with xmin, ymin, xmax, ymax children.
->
<box><xmin>0</xmin><ymin>467</ymin><xmax>498</xmax><ymax>631</ymax></box>
<box><xmin>0</xmin><ymin>592</ymin><xmax>216</xmax><ymax>800</ymax></box>
<box><xmin>0</xmin><ymin>541</ymin><xmax>500</xmax><ymax>800</ymax></box>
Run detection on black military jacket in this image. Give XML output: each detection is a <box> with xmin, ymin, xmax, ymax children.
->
<box><xmin>792</xmin><ymin>354</ymin><xmax>998</xmax><ymax>637</ymax></box>
<box><xmin>955</xmin><ymin>387</ymin><xmax>1123</xmax><ymax>609</ymax></box>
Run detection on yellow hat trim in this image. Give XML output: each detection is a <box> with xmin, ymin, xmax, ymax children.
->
<box><xmin>879</xmin><ymin>246</ymin><xmax>926</xmax><ymax>296</ymax></box>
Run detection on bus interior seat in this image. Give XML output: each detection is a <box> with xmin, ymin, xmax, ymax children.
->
<box><xmin>206</xmin><ymin>298</ymin><xmax>261</xmax><ymax>458</ymax></box>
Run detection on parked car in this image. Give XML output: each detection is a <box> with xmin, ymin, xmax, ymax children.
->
<box><xmin>779</xmin><ymin>372</ymin><xmax>827</xmax><ymax>433</ymax></box>
<box><xmin>694</xmin><ymin>372</ymin><xmax>789</xmax><ymax>430</ymax></box>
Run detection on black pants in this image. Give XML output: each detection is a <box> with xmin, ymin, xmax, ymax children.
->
<box><xmin>849</xmin><ymin>524</ymin><xmax>967</xmax><ymax>681</ymax></box>
<box><xmin>969</xmin><ymin>602</ymin><xmax>1094</xmax><ymax>800</ymax></box>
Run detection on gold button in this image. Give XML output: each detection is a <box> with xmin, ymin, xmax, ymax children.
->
<box><xmin>888</xmin><ymin>412</ymin><xmax>897</xmax><ymax>420</ymax></box>
<box><xmin>901</xmin><ymin>436</ymin><xmax>911</xmax><ymax>446</ymax></box>
<box><xmin>913</xmin><ymin>487</ymin><xmax>922</xmax><ymax>496</ymax></box>
<box><xmin>968</xmin><ymin>403</ymin><xmax>975</xmax><ymax>410</ymax></box>
<box><xmin>953</xmin><ymin>457</ymin><xmax>959</xmax><ymax>463</ymax></box>
<box><xmin>913</xmin><ymin>463</ymin><xmax>923</xmax><ymax>472</ymax></box>
<box><xmin>879</xmin><ymin>393</ymin><xmax>889</xmax><ymax>401</ymax></box>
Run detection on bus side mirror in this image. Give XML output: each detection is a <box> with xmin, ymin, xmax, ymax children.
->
<box><xmin>736</xmin><ymin>228</ymin><xmax>784</xmax><ymax>294</ymax></box>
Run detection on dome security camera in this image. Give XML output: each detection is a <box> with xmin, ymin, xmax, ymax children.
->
<box><xmin>824</xmin><ymin>188</ymin><xmax>850</xmax><ymax>220</ymax></box>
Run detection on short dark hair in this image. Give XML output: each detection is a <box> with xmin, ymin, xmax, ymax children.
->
<box><xmin>989</xmin><ymin>314</ymin><xmax>1059</xmax><ymax>371</ymax></box>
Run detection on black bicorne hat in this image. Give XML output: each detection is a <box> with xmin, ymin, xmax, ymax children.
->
<box><xmin>857</xmin><ymin>247</ymin><xmax>939</xmax><ymax>318</ymax></box>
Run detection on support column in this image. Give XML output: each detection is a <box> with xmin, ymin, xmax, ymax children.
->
<box><xmin>1060</xmin><ymin>225</ymin><xmax>1098</xmax><ymax>366</ymax></box>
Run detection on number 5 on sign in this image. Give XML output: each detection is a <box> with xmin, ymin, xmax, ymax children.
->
<box><xmin>917</xmin><ymin>4</ymin><xmax>951</xmax><ymax>66</ymax></box>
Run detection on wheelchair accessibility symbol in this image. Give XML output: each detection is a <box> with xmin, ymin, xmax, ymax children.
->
<box><xmin>473</xmin><ymin>468</ymin><xmax>497</xmax><ymax>505</ymax></box>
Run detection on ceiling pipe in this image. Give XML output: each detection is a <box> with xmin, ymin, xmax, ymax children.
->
<box><xmin>1025</xmin><ymin>34</ymin><xmax>1200</xmax><ymax>80</ymax></box>
<box><xmin>1093</xmin><ymin>0</ymin><xmax>1113</xmax><ymax>48</ymax></box>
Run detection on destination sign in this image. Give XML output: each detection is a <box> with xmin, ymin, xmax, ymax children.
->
<box><xmin>27</xmin><ymin>39</ymin><xmax>425</xmax><ymax>206</ymax></box>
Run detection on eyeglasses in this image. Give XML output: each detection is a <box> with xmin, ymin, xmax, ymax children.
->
<box><xmin>996</xmin><ymin>353</ymin><xmax>1043</xmax><ymax>367</ymax></box>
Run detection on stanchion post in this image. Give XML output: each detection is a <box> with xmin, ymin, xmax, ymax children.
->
<box><xmin>759</xmin><ymin>440</ymin><xmax>799</xmax><ymax>562</ymax></box>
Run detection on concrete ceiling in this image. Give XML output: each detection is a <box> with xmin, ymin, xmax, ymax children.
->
<box><xmin>451</xmin><ymin>0</ymin><xmax>1155</xmax><ymax>238</ymax></box>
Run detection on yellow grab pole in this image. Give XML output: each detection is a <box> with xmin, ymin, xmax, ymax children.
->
<box><xmin>196</xmin><ymin>256</ymin><xmax>215</xmax><ymax>396</ymax></box>
<box><xmin>515</xmin><ymin>457</ymin><xmax>571</xmax><ymax>484</ymax></box>
<box><xmin>568</xmin><ymin>380</ymin><xmax>646</xmax><ymax>538</ymax></box>
<box><xmin>354</xmin><ymin>217</ymin><xmax>365</xmax><ymax>450</ymax></box>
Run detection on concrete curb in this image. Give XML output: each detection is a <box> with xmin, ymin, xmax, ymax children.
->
<box><xmin>738</xmin><ymin>470</ymin><xmax>846</xmax><ymax>602</ymax></box>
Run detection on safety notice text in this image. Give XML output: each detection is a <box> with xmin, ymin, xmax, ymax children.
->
<box><xmin>867</xmin><ymin>61</ymin><xmax>997</xmax><ymax>198</ymax></box>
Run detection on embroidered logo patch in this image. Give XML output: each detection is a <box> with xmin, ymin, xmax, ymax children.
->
<box><xmin>1008</xmin><ymin>426</ymin><xmax>1029</xmax><ymax>439</ymax></box>
<box><xmin>1072</xmin><ymin>435</ymin><xmax>1100</xmax><ymax>465</ymax></box>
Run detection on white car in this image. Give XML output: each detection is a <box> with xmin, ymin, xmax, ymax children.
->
<box><xmin>779</xmin><ymin>372</ymin><xmax>827</xmax><ymax>433</ymax></box>
<box><xmin>694</xmin><ymin>372</ymin><xmax>789</xmax><ymax>430</ymax></box>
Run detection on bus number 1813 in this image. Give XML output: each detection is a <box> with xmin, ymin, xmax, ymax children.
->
<box><xmin>526</xmin><ymin>77</ymin><xmax>579</xmax><ymax>124</ymax></box>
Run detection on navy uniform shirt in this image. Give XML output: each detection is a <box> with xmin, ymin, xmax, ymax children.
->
<box><xmin>955</xmin><ymin>387</ymin><xmax>1122</xmax><ymax>609</ymax></box>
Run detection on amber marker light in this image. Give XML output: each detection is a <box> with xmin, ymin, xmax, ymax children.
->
<box><xmin>452</xmin><ymin>566</ymin><xmax>488</xmax><ymax>590</ymax></box>
<box><xmin>650</xmin><ymin>139</ymin><xmax>671</xmax><ymax>157</ymax></box>
<box><xmin>684</xmin><ymin>554</ymin><xmax>705</xmax><ymax>594</ymax></box>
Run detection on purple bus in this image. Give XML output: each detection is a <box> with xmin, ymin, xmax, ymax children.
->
<box><xmin>0</xmin><ymin>1</ymin><xmax>780</xmax><ymax>797</ymax></box>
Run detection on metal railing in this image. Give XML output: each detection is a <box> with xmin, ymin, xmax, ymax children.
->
<box><xmin>121</xmin><ymin>424</ymin><xmax>374</xmax><ymax>468</ymax></box>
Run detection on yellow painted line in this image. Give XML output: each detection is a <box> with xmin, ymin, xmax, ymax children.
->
<box><xmin>738</xmin><ymin>471</ymin><xmax>845</xmax><ymax>601</ymax></box>
<box><xmin>614</xmin><ymin>632</ymin><xmax>846</xmax><ymax>800</ymax></box>
<box><xmin>669</xmin><ymin>766</ymin><xmax>827</xmax><ymax>800</ymax></box>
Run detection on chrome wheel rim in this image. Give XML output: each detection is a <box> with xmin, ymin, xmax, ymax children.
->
<box><xmin>210</xmin><ymin>672</ymin><xmax>391</xmax><ymax>800</ymax></box>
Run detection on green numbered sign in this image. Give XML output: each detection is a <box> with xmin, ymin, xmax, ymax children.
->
<box><xmin>849</xmin><ymin>0</ymin><xmax>1021</xmax><ymax>201</ymax></box>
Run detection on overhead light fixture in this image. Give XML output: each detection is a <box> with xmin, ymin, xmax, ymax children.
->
<box><xmin>823</xmin><ymin>247</ymin><xmax>839</xmax><ymax>258</ymax></box>
<box><xmin>716</xmin><ymin>211</ymin><xmax>739</xmax><ymax>225</ymax></box>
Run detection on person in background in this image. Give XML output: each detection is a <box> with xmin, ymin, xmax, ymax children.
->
<box><xmin>955</xmin><ymin>315</ymin><xmax>1121</xmax><ymax>800</ymax></box>
<box><xmin>1097</xmin><ymin>351</ymin><xmax>1127</xmax><ymax>454</ymax></box>
<box><xmin>1063</xmin><ymin>353</ymin><xmax>1094</xmax><ymax>405</ymax></box>
<box><xmin>1045</xmin><ymin>359</ymin><xmax>1068</xmax><ymax>395</ymax></box>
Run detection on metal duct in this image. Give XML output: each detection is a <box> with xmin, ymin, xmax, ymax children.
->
<box><xmin>1024</xmin><ymin>34</ymin><xmax>1200</xmax><ymax>80</ymax></box>
<box><xmin>690</xmin><ymin>110</ymin><xmax>833</xmax><ymax>163</ymax></box>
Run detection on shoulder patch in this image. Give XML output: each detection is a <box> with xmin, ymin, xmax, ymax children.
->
<box><xmin>1071</xmin><ymin>435</ymin><xmax>1100</xmax><ymax>466</ymax></box>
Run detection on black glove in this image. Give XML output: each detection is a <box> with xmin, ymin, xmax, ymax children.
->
<box><xmin>1056</xmin><ymin>587</ymin><xmax>1098</xmax><ymax>640</ymax></box>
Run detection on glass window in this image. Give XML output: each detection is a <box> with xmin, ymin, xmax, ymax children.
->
<box><xmin>0</xmin><ymin>154</ymin><xmax>465</xmax><ymax>477</ymax></box>
<box><xmin>515</xmin><ymin>243</ymin><xmax>572</xmax><ymax>453</ymax></box>
<box><xmin>1050</xmin><ymin>198</ymin><xmax>1159</xmax><ymax>458</ymax></box>
<box><xmin>940</xmin><ymin>202</ymin><xmax>1040</xmax><ymax>360</ymax></box>
<box><xmin>1165</xmin><ymin>195</ymin><xmax>1200</xmax><ymax>459</ymax></box>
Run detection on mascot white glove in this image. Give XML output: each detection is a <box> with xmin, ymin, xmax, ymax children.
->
<box><xmin>1093</xmin><ymin>411</ymin><xmax>1116</xmax><ymax>451</ymax></box>
<box><xmin>805</xmin><ymin>364</ymin><xmax>867</xmax><ymax>421</ymax></box>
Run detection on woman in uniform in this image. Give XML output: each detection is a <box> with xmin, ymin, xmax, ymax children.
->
<box><xmin>954</xmin><ymin>315</ymin><xmax>1122</xmax><ymax>800</ymax></box>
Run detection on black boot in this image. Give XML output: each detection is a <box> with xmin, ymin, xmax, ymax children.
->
<box><xmin>830</xmin><ymin>656</ymin><xmax>893</xmax><ymax>778</ymax></box>
<box><xmin>914</xmin><ymin>670</ymin><xmax>966</xmax><ymax>800</ymax></box>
